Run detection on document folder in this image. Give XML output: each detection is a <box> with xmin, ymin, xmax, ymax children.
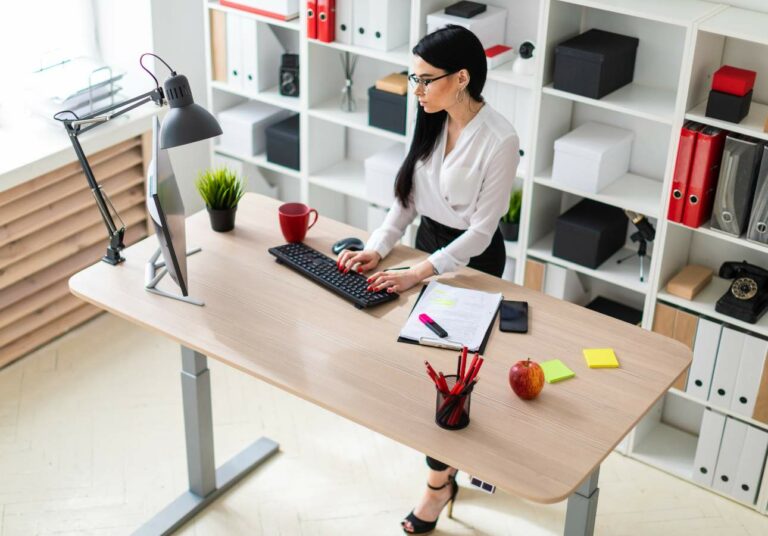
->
<box><xmin>398</xmin><ymin>283</ymin><xmax>501</xmax><ymax>353</ymax></box>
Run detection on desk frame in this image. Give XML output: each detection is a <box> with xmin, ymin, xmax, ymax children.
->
<box><xmin>133</xmin><ymin>346</ymin><xmax>279</xmax><ymax>536</ymax></box>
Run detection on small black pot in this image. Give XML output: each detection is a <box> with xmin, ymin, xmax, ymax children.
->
<box><xmin>499</xmin><ymin>221</ymin><xmax>519</xmax><ymax>242</ymax></box>
<box><xmin>207</xmin><ymin>206</ymin><xmax>237</xmax><ymax>232</ymax></box>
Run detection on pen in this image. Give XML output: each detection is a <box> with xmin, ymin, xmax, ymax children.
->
<box><xmin>419</xmin><ymin>337</ymin><xmax>463</xmax><ymax>351</ymax></box>
<box><xmin>384</xmin><ymin>266</ymin><xmax>410</xmax><ymax>271</ymax></box>
<box><xmin>418</xmin><ymin>313</ymin><xmax>448</xmax><ymax>338</ymax></box>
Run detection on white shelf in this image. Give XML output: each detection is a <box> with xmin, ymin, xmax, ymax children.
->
<box><xmin>629</xmin><ymin>421</ymin><xmax>697</xmax><ymax>479</ymax></box>
<box><xmin>527</xmin><ymin>232</ymin><xmax>650</xmax><ymax>294</ymax></box>
<box><xmin>685</xmin><ymin>100</ymin><xmax>768</xmax><ymax>144</ymax></box>
<box><xmin>698</xmin><ymin>7</ymin><xmax>768</xmax><ymax>47</ymax></box>
<box><xmin>210</xmin><ymin>81</ymin><xmax>303</xmax><ymax>112</ymax></box>
<box><xmin>213</xmin><ymin>146</ymin><xmax>302</xmax><ymax>178</ymax></box>
<box><xmin>657</xmin><ymin>277</ymin><xmax>768</xmax><ymax>339</ymax></box>
<box><xmin>309</xmin><ymin>159</ymin><xmax>367</xmax><ymax>201</ymax></box>
<box><xmin>668</xmin><ymin>388</ymin><xmax>768</xmax><ymax>433</ymax></box>
<box><xmin>555</xmin><ymin>0</ymin><xmax>723</xmax><ymax>26</ymax></box>
<box><xmin>207</xmin><ymin>1</ymin><xmax>301</xmax><ymax>31</ymax></box>
<box><xmin>534</xmin><ymin>168</ymin><xmax>663</xmax><ymax>219</ymax></box>
<box><xmin>309</xmin><ymin>39</ymin><xmax>411</xmax><ymax>67</ymax></box>
<box><xmin>504</xmin><ymin>240</ymin><xmax>519</xmax><ymax>259</ymax></box>
<box><xmin>486</xmin><ymin>64</ymin><xmax>536</xmax><ymax>89</ymax></box>
<box><xmin>668</xmin><ymin>221</ymin><xmax>768</xmax><ymax>256</ymax></box>
<box><xmin>542</xmin><ymin>83</ymin><xmax>676</xmax><ymax>125</ymax></box>
<box><xmin>308</xmin><ymin>97</ymin><xmax>407</xmax><ymax>143</ymax></box>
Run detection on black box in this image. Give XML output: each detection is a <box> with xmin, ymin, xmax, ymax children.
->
<box><xmin>552</xmin><ymin>199</ymin><xmax>628</xmax><ymax>269</ymax></box>
<box><xmin>586</xmin><ymin>296</ymin><xmax>642</xmax><ymax>325</ymax></box>
<box><xmin>265</xmin><ymin>114</ymin><xmax>300</xmax><ymax>170</ymax></box>
<box><xmin>445</xmin><ymin>1</ymin><xmax>486</xmax><ymax>18</ymax></box>
<box><xmin>705</xmin><ymin>89</ymin><xmax>752</xmax><ymax>123</ymax></box>
<box><xmin>368</xmin><ymin>86</ymin><xmax>406</xmax><ymax>135</ymax></box>
<box><xmin>553</xmin><ymin>29</ymin><xmax>639</xmax><ymax>99</ymax></box>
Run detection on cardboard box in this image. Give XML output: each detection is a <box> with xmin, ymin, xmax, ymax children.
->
<box><xmin>666</xmin><ymin>265</ymin><xmax>714</xmax><ymax>300</ymax></box>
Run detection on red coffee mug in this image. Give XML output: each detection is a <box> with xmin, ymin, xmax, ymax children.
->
<box><xmin>279</xmin><ymin>202</ymin><xmax>318</xmax><ymax>243</ymax></box>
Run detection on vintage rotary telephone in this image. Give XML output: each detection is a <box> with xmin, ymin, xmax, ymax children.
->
<box><xmin>715</xmin><ymin>261</ymin><xmax>768</xmax><ymax>323</ymax></box>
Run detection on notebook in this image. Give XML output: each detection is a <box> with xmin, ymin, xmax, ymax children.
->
<box><xmin>398</xmin><ymin>281</ymin><xmax>503</xmax><ymax>352</ymax></box>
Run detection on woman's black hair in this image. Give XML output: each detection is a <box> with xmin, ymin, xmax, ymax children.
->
<box><xmin>394</xmin><ymin>25</ymin><xmax>487</xmax><ymax>208</ymax></box>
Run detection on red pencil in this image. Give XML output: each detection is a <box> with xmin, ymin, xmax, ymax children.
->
<box><xmin>459</xmin><ymin>346</ymin><xmax>468</xmax><ymax>381</ymax></box>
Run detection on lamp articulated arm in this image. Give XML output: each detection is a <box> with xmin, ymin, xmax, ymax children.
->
<box><xmin>57</xmin><ymin>88</ymin><xmax>165</xmax><ymax>265</ymax></box>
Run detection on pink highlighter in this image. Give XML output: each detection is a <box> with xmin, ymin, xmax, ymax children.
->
<box><xmin>418</xmin><ymin>313</ymin><xmax>448</xmax><ymax>338</ymax></box>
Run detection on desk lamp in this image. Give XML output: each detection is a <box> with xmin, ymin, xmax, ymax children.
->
<box><xmin>54</xmin><ymin>53</ymin><xmax>222</xmax><ymax>265</ymax></box>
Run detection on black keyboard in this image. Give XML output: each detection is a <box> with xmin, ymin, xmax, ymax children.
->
<box><xmin>268</xmin><ymin>242</ymin><xmax>399</xmax><ymax>308</ymax></box>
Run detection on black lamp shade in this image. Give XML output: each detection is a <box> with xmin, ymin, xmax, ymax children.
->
<box><xmin>160</xmin><ymin>73</ymin><xmax>222</xmax><ymax>149</ymax></box>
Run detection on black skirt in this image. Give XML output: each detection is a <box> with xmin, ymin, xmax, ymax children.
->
<box><xmin>415</xmin><ymin>216</ymin><xmax>506</xmax><ymax>277</ymax></box>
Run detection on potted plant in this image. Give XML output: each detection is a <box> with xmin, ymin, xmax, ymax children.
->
<box><xmin>499</xmin><ymin>189</ymin><xmax>522</xmax><ymax>241</ymax></box>
<box><xmin>196</xmin><ymin>167</ymin><xmax>246</xmax><ymax>232</ymax></box>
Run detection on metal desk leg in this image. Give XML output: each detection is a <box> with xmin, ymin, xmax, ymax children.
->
<box><xmin>564</xmin><ymin>466</ymin><xmax>600</xmax><ymax>536</ymax></box>
<box><xmin>133</xmin><ymin>346</ymin><xmax>279</xmax><ymax>535</ymax></box>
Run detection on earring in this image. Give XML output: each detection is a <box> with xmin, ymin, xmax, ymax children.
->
<box><xmin>456</xmin><ymin>87</ymin><xmax>465</xmax><ymax>104</ymax></box>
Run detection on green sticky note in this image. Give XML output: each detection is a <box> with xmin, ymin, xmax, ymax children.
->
<box><xmin>540</xmin><ymin>359</ymin><xmax>576</xmax><ymax>383</ymax></box>
<box><xmin>583</xmin><ymin>348</ymin><xmax>620</xmax><ymax>369</ymax></box>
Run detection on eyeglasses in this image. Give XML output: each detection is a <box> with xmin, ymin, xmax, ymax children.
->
<box><xmin>407</xmin><ymin>71</ymin><xmax>455</xmax><ymax>91</ymax></box>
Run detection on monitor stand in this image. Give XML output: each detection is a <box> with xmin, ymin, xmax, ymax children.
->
<box><xmin>145</xmin><ymin>247</ymin><xmax>204</xmax><ymax>306</ymax></box>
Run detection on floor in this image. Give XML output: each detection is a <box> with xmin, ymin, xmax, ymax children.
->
<box><xmin>0</xmin><ymin>313</ymin><xmax>767</xmax><ymax>536</ymax></box>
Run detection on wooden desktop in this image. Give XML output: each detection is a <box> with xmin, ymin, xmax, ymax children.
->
<box><xmin>69</xmin><ymin>193</ymin><xmax>691</xmax><ymax>535</ymax></box>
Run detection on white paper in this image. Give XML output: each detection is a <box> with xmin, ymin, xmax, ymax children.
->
<box><xmin>399</xmin><ymin>281</ymin><xmax>502</xmax><ymax>352</ymax></box>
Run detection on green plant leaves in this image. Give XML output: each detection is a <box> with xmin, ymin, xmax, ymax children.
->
<box><xmin>503</xmin><ymin>189</ymin><xmax>523</xmax><ymax>224</ymax></box>
<box><xmin>195</xmin><ymin>166</ymin><xmax>247</xmax><ymax>210</ymax></box>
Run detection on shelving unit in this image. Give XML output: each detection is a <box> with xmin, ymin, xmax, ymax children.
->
<box><xmin>542</xmin><ymin>83</ymin><xmax>677</xmax><ymax>124</ymax></box>
<box><xmin>201</xmin><ymin>0</ymin><xmax>768</xmax><ymax>515</ymax></box>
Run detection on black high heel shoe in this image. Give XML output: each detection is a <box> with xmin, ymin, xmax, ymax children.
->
<box><xmin>401</xmin><ymin>472</ymin><xmax>459</xmax><ymax>534</ymax></box>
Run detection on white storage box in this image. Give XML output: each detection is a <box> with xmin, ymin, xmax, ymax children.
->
<box><xmin>367</xmin><ymin>205</ymin><xmax>388</xmax><ymax>232</ymax></box>
<box><xmin>552</xmin><ymin>122</ymin><xmax>633</xmax><ymax>193</ymax></box>
<box><xmin>426</xmin><ymin>5</ymin><xmax>506</xmax><ymax>49</ymax></box>
<box><xmin>365</xmin><ymin>144</ymin><xmax>405</xmax><ymax>208</ymax></box>
<box><xmin>486</xmin><ymin>45</ymin><xmax>515</xmax><ymax>69</ymax></box>
<box><xmin>216</xmin><ymin>101</ymin><xmax>293</xmax><ymax>156</ymax></box>
<box><xmin>352</xmin><ymin>0</ymin><xmax>410</xmax><ymax>51</ymax></box>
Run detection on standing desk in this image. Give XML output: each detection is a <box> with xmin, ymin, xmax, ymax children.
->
<box><xmin>69</xmin><ymin>194</ymin><xmax>691</xmax><ymax>535</ymax></box>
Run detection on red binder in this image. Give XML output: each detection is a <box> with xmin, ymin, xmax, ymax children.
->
<box><xmin>307</xmin><ymin>1</ymin><xmax>317</xmax><ymax>39</ymax></box>
<box><xmin>682</xmin><ymin>126</ymin><xmax>727</xmax><ymax>228</ymax></box>
<box><xmin>668</xmin><ymin>122</ymin><xmax>703</xmax><ymax>223</ymax></box>
<box><xmin>317</xmin><ymin>0</ymin><xmax>335</xmax><ymax>43</ymax></box>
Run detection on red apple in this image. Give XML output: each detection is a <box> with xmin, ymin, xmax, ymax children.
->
<box><xmin>509</xmin><ymin>358</ymin><xmax>544</xmax><ymax>400</ymax></box>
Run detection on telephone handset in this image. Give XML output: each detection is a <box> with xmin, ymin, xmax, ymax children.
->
<box><xmin>715</xmin><ymin>261</ymin><xmax>768</xmax><ymax>323</ymax></box>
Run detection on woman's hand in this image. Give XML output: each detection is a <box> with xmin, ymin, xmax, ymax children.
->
<box><xmin>366</xmin><ymin>261</ymin><xmax>435</xmax><ymax>294</ymax></box>
<box><xmin>337</xmin><ymin>249</ymin><xmax>381</xmax><ymax>273</ymax></box>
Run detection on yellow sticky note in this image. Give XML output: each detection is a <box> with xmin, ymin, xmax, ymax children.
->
<box><xmin>583</xmin><ymin>348</ymin><xmax>619</xmax><ymax>369</ymax></box>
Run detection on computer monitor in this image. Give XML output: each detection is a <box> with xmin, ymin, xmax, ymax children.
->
<box><xmin>147</xmin><ymin>116</ymin><xmax>189</xmax><ymax>296</ymax></box>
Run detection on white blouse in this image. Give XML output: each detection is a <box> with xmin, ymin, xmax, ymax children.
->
<box><xmin>366</xmin><ymin>103</ymin><xmax>520</xmax><ymax>274</ymax></box>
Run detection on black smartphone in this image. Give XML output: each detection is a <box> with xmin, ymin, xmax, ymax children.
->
<box><xmin>499</xmin><ymin>300</ymin><xmax>528</xmax><ymax>333</ymax></box>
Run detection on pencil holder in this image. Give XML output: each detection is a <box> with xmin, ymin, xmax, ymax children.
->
<box><xmin>435</xmin><ymin>375</ymin><xmax>473</xmax><ymax>430</ymax></box>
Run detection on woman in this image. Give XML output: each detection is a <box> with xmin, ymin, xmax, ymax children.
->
<box><xmin>337</xmin><ymin>25</ymin><xmax>520</xmax><ymax>534</ymax></box>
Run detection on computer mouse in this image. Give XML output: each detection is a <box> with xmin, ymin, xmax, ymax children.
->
<box><xmin>332</xmin><ymin>237</ymin><xmax>365</xmax><ymax>255</ymax></box>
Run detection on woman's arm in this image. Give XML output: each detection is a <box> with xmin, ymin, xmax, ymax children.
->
<box><xmin>365</xmin><ymin>197</ymin><xmax>418</xmax><ymax>260</ymax></box>
<box><xmin>428</xmin><ymin>135</ymin><xmax>520</xmax><ymax>274</ymax></box>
